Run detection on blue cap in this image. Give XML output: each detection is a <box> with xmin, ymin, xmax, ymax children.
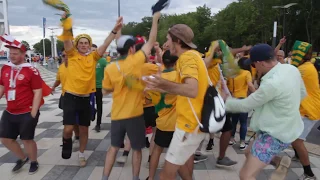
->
<box><xmin>245</xmin><ymin>44</ymin><xmax>275</xmax><ymax>65</ymax></box>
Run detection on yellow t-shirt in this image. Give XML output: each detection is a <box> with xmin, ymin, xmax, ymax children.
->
<box><xmin>227</xmin><ymin>70</ymin><xmax>252</xmax><ymax>98</ymax></box>
<box><xmin>103</xmin><ymin>50</ymin><xmax>146</xmax><ymax>120</ymax></box>
<box><xmin>64</xmin><ymin>48</ymin><xmax>101</xmax><ymax>95</ymax></box>
<box><xmin>208</xmin><ymin>64</ymin><xmax>221</xmax><ymax>87</ymax></box>
<box><xmin>298</xmin><ymin>62</ymin><xmax>320</xmax><ymax>120</ymax></box>
<box><xmin>142</xmin><ymin>63</ymin><xmax>159</xmax><ymax>108</ymax></box>
<box><xmin>251</xmin><ymin>66</ymin><xmax>257</xmax><ymax>81</ymax></box>
<box><xmin>56</xmin><ymin>63</ymin><xmax>67</xmax><ymax>95</ymax></box>
<box><xmin>107</xmin><ymin>56</ymin><xmax>111</xmax><ymax>63</ymax></box>
<box><xmin>176</xmin><ymin>50</ymin><xmax>209</xmax><ymax>132</ymax></box>
<box><xmin>148</xmin><ymin>69</ymin><xmax>177</xmax><ymax>131</ymax></box>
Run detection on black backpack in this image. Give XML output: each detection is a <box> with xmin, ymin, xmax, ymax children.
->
<box><xmin>185</xmin><ymin>51</ymin><xmax>227</xmax><ymax>133</ymax></box>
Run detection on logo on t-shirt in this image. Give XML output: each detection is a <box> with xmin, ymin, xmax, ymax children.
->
<box><xmin>96</xmin><ymin>63</ymin><xmax>101</xmax><ymax>69</ymax></box>
<box><xmin>17</xmin><ymin>74</ymin><xmax>25</xmax><ymax>81</ymax></box>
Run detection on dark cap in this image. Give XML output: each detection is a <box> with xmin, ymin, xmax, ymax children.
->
<box><xmin>168</xmin><ymin>24</ymin><xmax>197</xmax><ymax>49</ymax></box>
<box><xmin>245</xmin><ymin>44</ymin><xmax>275</xmax><ymax>65</ymax></box>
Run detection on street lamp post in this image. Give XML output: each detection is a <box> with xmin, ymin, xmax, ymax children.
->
<box><xmin>118</xmin><ymin>0</ymin><xmax>120</xmax><ymax>17</ymax></box>
<box><xmin>272</xmin><ymin>3</ymin><xmax>298</xmax><ymax>50</ymax></box>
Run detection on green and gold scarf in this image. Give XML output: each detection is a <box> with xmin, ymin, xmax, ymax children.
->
<box><xmin>291</xmin><ymin>41</ymin><xmax>312</xmax><ymax>67</ymax></box>
<box><xmin>42</xmin><ymin>0</ymin><xmax>73</xmax><ymax>41</ymax></box>
<box><xmin>208</xmin><ymin>40</ymin><xmax>239</xmax><ymax>78</ymax></box>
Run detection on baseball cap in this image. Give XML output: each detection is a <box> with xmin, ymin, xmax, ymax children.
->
<box><xmin>116</xmin><ymin>35</ymin><xmax>146</xmax><ymax>49</ymax></box>
<box><xmin>245</xmin><ymin>44</ymin><xmax>275</xmax><ymax>65</ymax></box>
<box><xmin>168</xmin><ymin>24</ymin><xmax>197</xmax><ymax>49</ymax></box>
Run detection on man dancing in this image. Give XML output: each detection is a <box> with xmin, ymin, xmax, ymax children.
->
<box><xmin>223</xmin><ymin>44</ymin><xmax>305</xmax><ymax>180</ymax></box>
<box><xmin>102</xmin><ymin>12</ymin><xmax>161</xmax><ymax>180</ymax></box>
<box><xmin>60</xmin><ymin>12</ymin><xmax>123</xmax><ymax>167</ymax></box>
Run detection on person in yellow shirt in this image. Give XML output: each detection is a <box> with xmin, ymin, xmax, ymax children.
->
<box><xmin>147</xmin><ymin>50</ymin><xmax>178</xmax><ymax>180</ymax></box>
<box><xmin>290</xmin><ymin>44</ymin><xmax>320</xmax><ymax>179</ymax></box>
<box><xmin>51</xmin><ymin>48</ymin><xmax>81</xmax><ymax>152</ymax></box>
<box><xmin>115</xmin><ymin>42</ymin><xmax>160</xmax><ymax>166</ymax></box>
<box><xmin>201</xmin><ymin>43</ymin><xmax>238</xmax><ymax>167</ymax></box>
<box><xmin>60</xmin><ymin>15</ymin><xmax>123</xmax><ymax>167</ymax></box>
<box><xmin>144</xmin><ymin>24</ymin><xmax>208</xmax><ymax>180</ymax></box>
<box><xmin>227</xmin><ymin>57</ymin><xmax>256</xmax><ymax>150</ymax></box>
<box><xmin>102</xmin><ymin>12</ymin><xmax>160</xmax><ymax>180</ymax></box>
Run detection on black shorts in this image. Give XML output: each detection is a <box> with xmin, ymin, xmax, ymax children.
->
<box><xmin>0</xmin><ymin>111</ymin><xmax>40</xmax><ymax>140</ymax></box>
<box><xmin>111</xmin><ymin>116</ymin><xmax>145</xmax><ymax>150</ymax></box>
<box><xmin>59</xmin><ymin>94</ymin><xmax>64</xmax><ymax>110</ymax></box>
<box><xmin>221</xmin><ymin>113</ymin><xmax>233</xmax><ymax>132</ymax></box>
<box><xmin>143</xmin><ymin>106</ymin><xmax>157</xmax><ymax>127</ymax></box>
<box><xmin>63</xmin><ymin>93</ymin><xmax>91</xmax><ymax>127</ymax></box>
<box><xmin>154</xmin><ymin>128</ymin><xmax>174</xmax><ymax>148</ymax></box>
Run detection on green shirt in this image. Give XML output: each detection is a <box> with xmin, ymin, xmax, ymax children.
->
<box><xmin>96</xmin><ymin>58</ymin><xmax>108</xmax><ymax>88</ymax></box>
<box><xmin>225</xmin><ymin>63</ymin><xmax>305</xmax><ymax>143</ymax></box>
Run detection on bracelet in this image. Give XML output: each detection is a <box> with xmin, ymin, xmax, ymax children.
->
<box><xmin>111</xmin><ymin>30</ymin><xmax>117</xmax><ymax>34</ymax></box>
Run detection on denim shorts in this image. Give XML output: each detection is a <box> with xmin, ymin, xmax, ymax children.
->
<box><xmin>251</xmin><ymin>132</ymin><xmax>290</xmax><ymax>164</ymax></box>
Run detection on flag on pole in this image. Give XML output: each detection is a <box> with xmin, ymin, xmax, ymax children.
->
<box><xmin>43</xmin><ymin>17</ymin><xmax>46</xmax><ymax>38</ymax></box>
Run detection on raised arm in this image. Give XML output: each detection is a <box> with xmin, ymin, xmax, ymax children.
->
<box><xmin>97</xmin><ymin>17</ymin><xmax>123</xmax><ymax>56</ymax></box>
<box><xmin>141</xmin><ymin>12</ymin><xmax>161</xmax><ymax>56</ymax></box>
<box><xmin>203</xmin><ymin>42</ymin><xmax>219</xmax><ymax>67</ymax></box>
<box><xmin>274</xmin><ymin>36</ymin><xmax>286</xmax><ymax>54</ymax></box>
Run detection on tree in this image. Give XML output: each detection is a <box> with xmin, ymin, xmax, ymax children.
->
<box><xmin>21</xmin><ymin>40</ymin><xmax>31</xmax><ymax>50</ymax></box>
<box><xmin>117</xmin><ymin>1</ymin><xmax>320</xmax><ymax>53</ymax></box>
<box><xmin>33</xmin><ymin>38</ymin><xmax>51</xmax><ymax>57</ymax></box>
<box><xmin>57</xmin><ymin>40</ymin><xmax>64</xmax><ymax>53</ymax></box>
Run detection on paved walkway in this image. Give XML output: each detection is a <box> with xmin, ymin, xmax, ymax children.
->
<box><xmin>0</xmin><ymin>65</ymin><xmax>319</xmax><ymax>180</ymax></box>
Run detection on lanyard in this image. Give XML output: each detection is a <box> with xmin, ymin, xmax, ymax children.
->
<box><xmin>9</xmin><ymin>67</ymin><xmax>22</xmax><ymax>88</ymax></box>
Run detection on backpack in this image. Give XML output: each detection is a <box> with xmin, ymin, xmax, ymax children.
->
<box><xmin>183</xmin><ymin>51</ymin><xmax>226</xmax><ymax>133</ymax></box>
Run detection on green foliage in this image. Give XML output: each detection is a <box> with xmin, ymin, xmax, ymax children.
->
<box><xmin>33</xmin><ymin>38</ymin><xmax>52</xmax><ymax>56</ymax></box>
<box><xmin>121</xmin><ymin>1</ymin><xmax>320</xmax><ymax>53</ymax></box>
<box><xmin>32</xmin><ymin>39</ymin><xmax>64</xmax><ymax>57</ymax></box>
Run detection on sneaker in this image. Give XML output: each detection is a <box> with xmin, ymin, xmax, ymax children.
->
<box><xmin>216</xmin><ymin>157</ymin><xmax>237</xmax><ymax>168</ymax></box>
<box><xmin>73</xmin><ymin>139</ymin><xmax>80</xmax><ymax>152</ymax></box>
<box><xmin>116</xmin><ymin>155</ymin><xmax>128</xmax><ymax>164</ymax></box>
<box><xmin>28</xmin><ymin>161</ymin><xmax>39</xmax><ymax>175</ymax></box>
<box><xmin>299</xmin><ymin>174</ymin><xmax>317</xmax><ymax>180</ymax></box>
<box><xmin>206</xmin><ymin>140</ymin><xmax>214</xmax><ymax>151</ymax></box>
<box><xmin>12</xmin><ymin>157</ymin><xmax>29</xmax><ymax>172</ymax></box>
<box><xmin>95</xmin><ymin>125</ymin><xmax>100</xmax><ymax>132</ymax></box>
<box><xmin>239</xmin><ymin>142</ymin><xmax>247</xmax><ymax>151</ymax></box>
<box><xmin>229</xmin><ymin>140</ymin><xmax>236</xmax><ymax>146</ymax></box>
<box><xmin>194</xmin><ymin>154</ymin><xmax>208</xmax><ymax>164</ymax></box>
<box><xmin>269</xmin><ymin>156</ymin><xmax>291</xmax><ymax>180</ymax></box>
<box><xmin>79</xmin><ymin>157</ymin><xmax>86</xmax><ymax>167</ymax></box>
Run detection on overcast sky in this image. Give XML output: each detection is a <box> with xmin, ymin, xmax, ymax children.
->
<box><xmin>6</xmin><ymin>0</ymin><xmax>236</xmax><ymax>50</ymax></box>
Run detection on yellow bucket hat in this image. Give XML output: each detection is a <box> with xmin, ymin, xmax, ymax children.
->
<box><xmin>74</xmin><ymin>34</ymin><xmax>92</xmax><ymax>47</ymax></box>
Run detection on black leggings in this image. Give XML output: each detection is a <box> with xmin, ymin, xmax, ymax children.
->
<box><xmin>95</xmin><ymin>88</ymin><xmax>103</xmax><ymax>125</ymax></box>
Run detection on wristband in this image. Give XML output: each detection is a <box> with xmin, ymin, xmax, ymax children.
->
<box><xmin>112</xmin><ymin>31</ymin><xmax>117</xmax><ymax>34</ymax></box>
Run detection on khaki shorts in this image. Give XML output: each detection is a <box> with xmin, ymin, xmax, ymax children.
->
<box><xmin>165</xmin><ymin>127</ymin><xmax>206</xmax><ymax>165</ymax></box>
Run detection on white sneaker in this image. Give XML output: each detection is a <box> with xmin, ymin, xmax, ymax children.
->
<box><xmin>116</xmin><ymin>155</ymin><xmax>128</xmax><ymax>164</ymax></box>
<box><xmin>73</xmin><ymin>140</ymin><xmax>80</xmax><ymax>152</ymax></box>
<box><xmin>229</xmin><ymin>140</ymin><xmax>236</xmax><ymax>146</ymax></box>
<box><xmin>239</xmin><ymin>142</ymin><xmax>247</xmax><ymax>151</ymax></box>
<box><xmin>299</xmin><ymin>174</ymin><xmax>317</xmax><ymax>180</ymax></box>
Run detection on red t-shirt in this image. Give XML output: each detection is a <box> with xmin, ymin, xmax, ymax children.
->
<box><xmin>0</xmin><ymin>65</ymin><xmax>42</xmax><ymax>114</ymax></box>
